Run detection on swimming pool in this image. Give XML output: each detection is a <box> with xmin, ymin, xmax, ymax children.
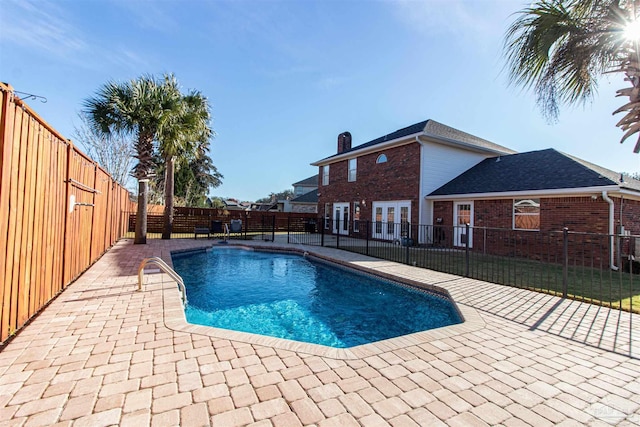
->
<box><xmin>172</xmin><ymin>247</ymin><xmax>463</xmax><ymax>348</ymax></box>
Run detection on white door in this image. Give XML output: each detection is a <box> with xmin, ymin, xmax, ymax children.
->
<box><xmin>333</xmin><ymin>203</ymin><xmax>350</xmax><ymax>235</ymax></box>
<box><xmin>372</xmin><ymin>201</ymin><xmax>411</xmax><ymax>240</ymax></box>
<box><xmin>453</xmin><ymin>201</ymin><xmax>473</xmax><ymax>247</ymax></box>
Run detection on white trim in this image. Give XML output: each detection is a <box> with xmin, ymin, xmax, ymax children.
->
<box><xmin>425</xmin><ymin>185</ymin><xmax>625</xmax><ymax>201</ymax></box>
<box><xmin>453</xmin><ymin>201</ymin><xmax>473</xmax><ymax>248</ymax></box>
<box><xmin>371</xmin><ymin>200</ymin><xmax>411</xmax><ymax>241</ymax></box>
<box><xmin>618</xmin><ymin>188</ymin><xmax>640</xmax><ymax>200</ymax></box>
<box><xmin>512</xmin><ymin>198</ymin><xmax>540</xmax><ymax>231</ymax></box>
<box><xmin>333</xmin><ymin>202</ymin><xmax>350</xmax><ymax>235</ymax></box>
<box><xmin>348</xmin><ymin>158</ymin><xmax>357</xmax><ymax>182</ymax></box>
<box><xmin>417</xmin><ymin>137</ymin><xmax>426</xmax><ymax>236</ymax></box>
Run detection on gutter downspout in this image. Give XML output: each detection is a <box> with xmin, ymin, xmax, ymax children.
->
<box><xmin>601</xmin><ymin>191</ymin><xmax>619</xmax><ymax>270</ymax></box>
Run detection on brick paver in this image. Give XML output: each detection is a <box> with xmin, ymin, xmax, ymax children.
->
<box><xmin>0</xmin><ymin>239</ymin><xmax>638</xmax><ymax>426</ymax></box>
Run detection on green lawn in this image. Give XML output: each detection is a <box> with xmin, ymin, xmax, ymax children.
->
<box><xmin>340</xmin><ymin>245</ymin><xmax>640</xmax><ymax>313</ymax></box>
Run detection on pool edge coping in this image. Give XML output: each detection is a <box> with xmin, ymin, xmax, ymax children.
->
<box><xmin>156</xmin><ymin>243</ymin><xmax>486</xmax><ymax>360</ymax></box>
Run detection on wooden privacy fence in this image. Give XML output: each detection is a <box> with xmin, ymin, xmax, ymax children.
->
<box><xmin>0</xmin><ymin>83</ymin><xmax>135</xmax><ymax>344</ymax></box>
<box><xmin>127</xmin><ymin>207</ymin><xmax>317</xmax><ymax>234</ymax></box>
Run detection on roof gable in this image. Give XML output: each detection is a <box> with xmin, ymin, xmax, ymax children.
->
<box><xmin>428</xmin><ymin>148</ymin><xmax>640</xmax><ymax>196</ymax></box>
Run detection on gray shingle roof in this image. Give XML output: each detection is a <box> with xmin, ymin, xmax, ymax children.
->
<box><xmin>315</xmin><ymin>119</ymin><xmax>515</xmax><ymax>164</ymax></box>
<box><xmin>428</xmin><ymin>148</ymin><xmax>640</xmax><ymax>196</ymax></box>
<box><xmin>293</xmin><ymin>175</ymin><xmax>318</xmax><ymax>187</ymax></box>
<box><xmin>423</xmin><ymin>121</ymin><xmax>516</xmax><ymax>154</ymax></box>
<box><xmin>290</xmin><ymin>191</ymin><xmax>318</xmax><ymax>204</ymax></box>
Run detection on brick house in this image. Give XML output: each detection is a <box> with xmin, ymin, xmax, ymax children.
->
<box><xmin>312</xmin><ymin>119</ymin><xmax>515</xmax><ymax>240</ymax></box>
<box><xmin>428</xmin><ymin>148</ymin><xmax>640</xmax><ymax>235</ymax></box>
<box><xmin>312</xmin><ymin>120</ymin><xmax>640</xmax><ymax>261</ymax></box>
<box><xmin>427</xmin><ymin>148</ymin><xmax>640</xmax><ymax>267</ymax></box>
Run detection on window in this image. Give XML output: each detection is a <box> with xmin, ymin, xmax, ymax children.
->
<box><xmin>387</xmin><ymin>207</ymin><xmax>395</xmax><ymax>235</ymax></box>
<box><xmin>514</xmin><ymin>199</ymin><xmax>540</xmax><ymax>230</ymax></box>
<box><xmin>376</xmin><ymin>154</ymin><xmax>387</xmax><ymax>164</ymax></box>
<box><xmin>400</xmin><ymin>206</ymin><xmax>409</xmax><ymax>237</ymax></box>
<box><xmin>375</xmin><ymin>206</ymin><xmax>383</xmax><ymax>234</ymax></box>
<box><xmin>348</xmin><ymin>158</ymin><xmax>357</xmax><ymax>182</ymax></box>
<box><xmin>322</xmin><ymin>165</ymin><xmax>329</xmax><ymax>186</ymax></box>
<box><xmin>324</xmin><ymin>203</ymin><xmax>330</xmax><ymax>229</ymax></box>
<box><xmin>353</xmin><ymin>201</ymin><xmax>360</xmax><ymax>233</ymax></box>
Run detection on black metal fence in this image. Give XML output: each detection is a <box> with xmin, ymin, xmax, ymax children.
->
<box><xmin>288</xmin><ymin>218</ymin><xmax>639</xmax><ymax>315</ymax></box>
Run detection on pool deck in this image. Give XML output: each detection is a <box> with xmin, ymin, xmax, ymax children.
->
<box><xmin>0</xmin><ymin>238</ymin><xmax>639</xmax><ymax>426</ymax></box>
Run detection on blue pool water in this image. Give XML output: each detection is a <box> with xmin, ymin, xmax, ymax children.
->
<box><xmin>172</xmin><ymin>248</ymin><xmax>462</xmax><ymax>348</ymax></box>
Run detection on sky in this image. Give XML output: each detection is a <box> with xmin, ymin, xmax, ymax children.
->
<box><xmin>2</xmin><ymin>0</ymin><xmax>640</xmax><ymax>202</ymax></box>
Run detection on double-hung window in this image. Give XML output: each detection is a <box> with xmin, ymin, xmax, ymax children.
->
<box><xmin>322</xmin><ymin>165</ymin><xmax>329</xmax><ymax>186</ymax></box>
<box><xmin>348</xmin><ymin>158</ymin><xmax>357</xmax><ymax>182</ymax></box>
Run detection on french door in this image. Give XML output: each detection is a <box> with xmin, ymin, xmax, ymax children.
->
<box><xmin>333</xmin><ymin>202</ymin><xmax>350</xmax><ymax>235</ymax></box>
<box><xmin>372</xmin><ymin>201</ymin><xmax>411</xmax><ymax>240</ymax></box>
<box><xmin>453</xmin><ymin>201</ymin><xmax>473</xmax><ymax>247</ymax></box>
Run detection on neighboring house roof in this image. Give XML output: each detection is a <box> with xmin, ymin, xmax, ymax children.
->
<box><xmin>290</xmin><ymin>191</ymin><xmax>318</xmax><ymax>204</ymax></box>
<box><xmin>312</xmin><ymin>119</ymin><xmax>515</xmax><ymax>165</ymax></box>
<box><xmin>250</xmin><ymin>202</ymin><xmax>277</xmax><ymax>211</ymax></box>
<box><xmin>428</xmin><ymin>148</ymin><xmax>640</xmax><ymax>198</ymax></box>
<box><xmin>293</xmin><ymin>175</ymin><xmax>319</xmax><ymax>187</ymax></box>
<box><xmin>224</xmin><ymin>199</ymin><xmax>246</xmax><ymax>210</ymax></box>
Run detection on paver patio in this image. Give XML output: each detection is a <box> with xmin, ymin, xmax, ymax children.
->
<box><xmin>0</xmin><ymin>238</ymin><xmax>639</xmax><ymax>426</ymax></box>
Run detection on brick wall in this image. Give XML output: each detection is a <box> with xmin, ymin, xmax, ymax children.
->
<box><xmin>540</xmin><ymin>197</ymin><xmax>609</xmax><ymax>233</ymax></box>
<box><xmin>475</xmin><ymin>200</ymin><xmax>512</xmax><ymax>228</ymax></box>
<box><xmin>434</xmin><ymin>196</ymin><xmax>640</xmax><ymax>265</ymax></box>
<box><xmin>318</xmin><ymin>142</ymin><xmax>421</xmax><ymax>230</ymax></box>
<box><xmin>437</xmin><ymin>197</ymin><xmax>635</xmax><ymax>234</ymax></box>
<box><xmin>617</xmin><ymin>197</ymin><xmax>640</xmax><ymax>235</ymax></box>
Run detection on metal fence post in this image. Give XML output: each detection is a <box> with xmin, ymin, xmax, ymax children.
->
<box><xmin>336</xmin><ymin>218</ymin><xmax>340</xmax><ymax>248</ymax></box>
<box><xmin>562</xmin><ymin>227</ymin><xmax>568</xmax><ymax>298</ymax></box>
<box><xmin>465</xmin><ymin>223</ymin><xmax>470</xmax><ymax>277</ymax></box>
<box><xmin>405</xmin><ymin>222</ymin><xmax>411</xmax><ymax>265</ymax></box>
<box><xmin>366</xmin><ymin>220</ymin><xmax>370</xmax><ymax>256</ymax></box>
<box><xmin>287</xmin><ymin>215</ymin><xmax>290</xmax><ymax>244</ymax></box>
<box><xmin>244</xmin><ymin>211</ymin><xmax>248</xmax><ymax>240</ymax></box>
<box><xmin>271</xmin><ymin>215</ymin><xmax>275</xmax><ymax>242</ymax></box>
<box><xmin>321</xmin><ymin>217</ymin><xmax>325</xmax><ymax>247</ymax></box>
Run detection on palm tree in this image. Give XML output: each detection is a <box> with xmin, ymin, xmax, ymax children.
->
<box><xmin>504</xmin><ymin>0</ymin><xmax>640</xmax><ymax>153</ymax></box>
<box><xmin>158</xmin><ymin>90</ymin><xmax>213</xmax><ymax>239</ymax></box>
<box><xmin>84</xmin><ymin>74</ymin><xmax>182</xmax><ymax>244</ymax></box>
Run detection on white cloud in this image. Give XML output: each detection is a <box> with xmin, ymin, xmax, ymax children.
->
<box><xmin>0</xmin><ymin>0</ymin><xmax>153</xmax><ymax>73</ymax></box>
<box><xmin>0</xmin><ymin>0</ymin><xmax>88</xmax><ymax>58</ymax></box>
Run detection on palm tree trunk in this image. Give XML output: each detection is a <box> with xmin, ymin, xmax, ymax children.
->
<box><xmin>134</xmin><ymin>132</ymin><xmax>154</xmax><ymax>244</ymax></box>
<box><xmin>134</xmin><ymin>179</ymin><xmax>148</xmax><ymax>244</ymax></box>
<box><xmin>162</xmin><ymin>156</ymin><xmax>175</xmax><ymax>239</ymax></box>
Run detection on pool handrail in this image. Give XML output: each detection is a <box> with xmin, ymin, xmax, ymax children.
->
<box><xmin>138</xmin><ymin>257</ymin><xmax>187</xmax><ymax>306</ymax></box>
